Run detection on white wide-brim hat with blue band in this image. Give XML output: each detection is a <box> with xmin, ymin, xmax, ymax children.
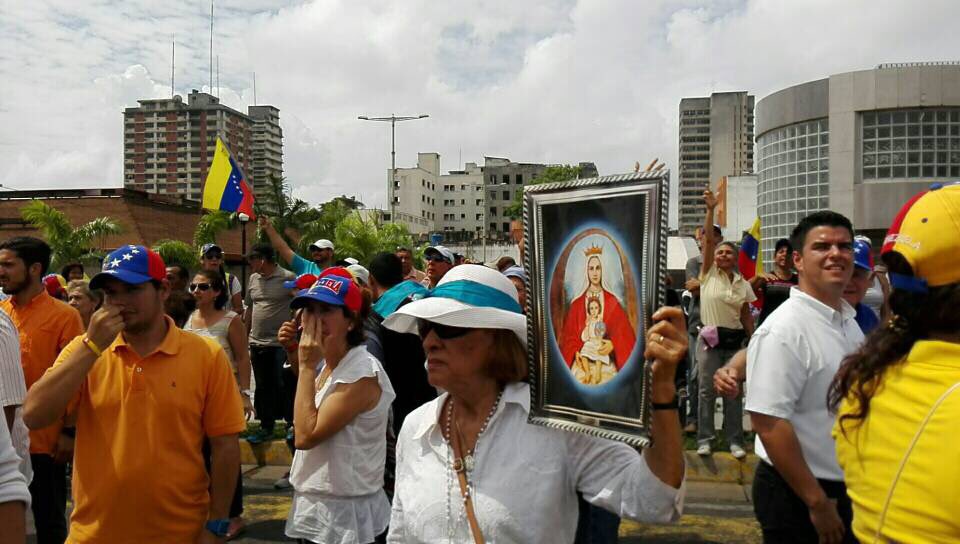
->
<box><xmin>382</xmin><ymin>264</ymin><xmax>528</xmax><ymax>347</ymax></box>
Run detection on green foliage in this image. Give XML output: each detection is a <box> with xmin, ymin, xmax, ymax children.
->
<box><xmin>504</xmin><ymin>164</ymin><xmax>583</xmax><ymax>219</ymax></box>
<box><xmin>254</xmin><ymin>175</ymin><xmax>321</xmax><ymax>248</ymax></box>
<box><xmin>330</xmin><ymin>212</ymin><xmax>415</xmax><ymax>264</ymax></box>
<box><xmin>21</xmin><ymin>201</ymin><xmax>123</xmax><ymax>270</ymax></box>
<box><xmin>152</xmin><ymin>240</ymin><xmax>200</xmax><ymax>272</ymax></box>
<box><xmin>193</xmin><ymin>210</ymin><xmax>236</xmax><ymax>248</ymax></box>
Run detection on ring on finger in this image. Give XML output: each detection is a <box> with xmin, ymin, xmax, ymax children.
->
<box><xmin>656</xmin><ymin>334</ymin><xmax>665</xmax><ymax>344</ymax></box>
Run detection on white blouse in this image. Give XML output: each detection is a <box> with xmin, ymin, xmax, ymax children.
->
<box><xmin>286</xmin><ymin>346</ymin><xmax>397</xmax><ymax>544</ymax></box>
<box><xmin>387</xmin><ymin>382</ymin><xmax>685</xmax><ymax>544</ymax></box>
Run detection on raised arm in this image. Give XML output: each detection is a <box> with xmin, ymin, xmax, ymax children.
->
<box><xmin>23</xmin><ymin>306</ymin><xmax>123</xmax><ymax>429</ymax></box>
<box><xmin>258</xmin><ymin>216</ymin><xmax>296</xmax><ymax>267</ymax></box>
<box><xmin>700</xmin><ymin>189</ymin><xmax>719</xmax><ymax>278</ymax></box>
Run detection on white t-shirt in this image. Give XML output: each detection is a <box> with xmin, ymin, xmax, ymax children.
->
<box><xmin>0</xmin><ymin>309</ymin><xmax>30</xmax><ymax>483</ymax></box>
<box><xmin>286</xmin><ymin>345</ymin><xmax>396</xmax><ymax>544</ymax></box>
<box><xmin>746</xmin><ymin>287</ymin><xmax>864</xmax><ymax>481</ymax></box>
<box><xmin>387</xmin><ymin>382</ymin><xmax>685</xmax><ymax>543</ymax></box>
<box><xmin>0</xmin><ymin>405</ymin><xmax>29</xmax><ymax>508</ymax></box>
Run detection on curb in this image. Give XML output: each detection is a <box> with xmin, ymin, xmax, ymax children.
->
<box><xmin>240</xmin><ymin>440</ymin><xmax>293</xmax><ymax>467</ymax></box>
<box><xmin>243</xmin><ymin>440</ymin><xmax>760</xmax><ymax>485</ymax></box>
<box><xmin>684</xmin><ymin>451</ymin><xmax>758</xmax><ymax>484</ymax></box>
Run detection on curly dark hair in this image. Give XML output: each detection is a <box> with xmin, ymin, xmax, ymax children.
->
<box><xmin>828</xmin><ymin>251</ymin><xmax>960</xmax><ymax>432</ymax></box>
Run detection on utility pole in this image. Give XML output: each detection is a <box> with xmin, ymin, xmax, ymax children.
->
<box><xmin>358</xmin><ymin>114</ymin><xmax>429</xmax><ymax>223</ymax></box>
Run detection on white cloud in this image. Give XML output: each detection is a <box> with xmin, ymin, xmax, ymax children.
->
<box><xmin>2</xmin><ymin>0</ymin><xmax>960</xmax><ymax>224</ymax></box>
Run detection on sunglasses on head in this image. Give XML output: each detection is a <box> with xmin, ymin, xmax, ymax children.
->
<box><xmin>189</xmin><ymin>283</ymin><xmax>211</xmax><ymax>292</ymax></box>
<box><xmin>417</xmin><ymin>319</ymin><xmax>471</xmax><ymax>340</ymax></box>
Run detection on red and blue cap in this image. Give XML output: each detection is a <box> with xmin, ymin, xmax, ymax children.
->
<box><xmin>89</xmin><ymin>245</ymin><xmax>166</xmax><ymax>290</ymax></box>
<box><xmin>290</xmin><ymin>267</ymin><xmax>362</xmax><ymax>313</ymax></box>
<box><xmin>283</xmin><ymin>273</ymin><xmax>318</xmax><ymax>290</ymax></box>
<box><xmin>853</xmin><ymin>238</ymin><xmax>874</xmax><ymax>272</ymax></box>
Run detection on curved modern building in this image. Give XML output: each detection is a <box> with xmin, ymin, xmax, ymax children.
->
<box><xmin>755</xmin><ymin>62</ymin><xmax>960</xmax><ymax>264</ymax></box>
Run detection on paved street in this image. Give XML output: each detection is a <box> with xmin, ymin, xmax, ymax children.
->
<box><xmin>233</xmin><ymin>465</ymin><xmax>761</xmax><ymax>543</ymax></box>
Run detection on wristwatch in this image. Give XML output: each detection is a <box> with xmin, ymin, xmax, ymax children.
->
<box><xmin>205</xmin><ymin>519</ymin><xmax>230</xmax><ymax>537</ymax></box>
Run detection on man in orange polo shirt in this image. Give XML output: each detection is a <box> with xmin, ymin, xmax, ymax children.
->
<box><xmin>0</xmin><ymin>237</ymin><xmax>83</xmax><ymax>544</ymax></box>
<box><xmin>24</xmin><ymin>245</ymin><xmax>245</xmax><ymax>543</ymax></box>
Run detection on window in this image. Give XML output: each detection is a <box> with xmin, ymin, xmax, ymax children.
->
<box><xmin>502</xmin><ymin>222</ymin><xmax>509</xmax><ymax>232</ymax></box>
<box><xmin>490</xmin><ymin>191</ymin><xmax>497</xmax><ymax>200</ymax></box>
<box><xmin>476</xmin><ymin>213</ymin><xmax>483</xmax><ymax>220</ymax></box>
<box><xmin>476</xmin><ymin>199</ymin><xmax>482</xmax><ymax>206</ymax></box>
<box><xmin>502</xmin><ymin>190</ymin><xmax>510</xmax><ymax>200</ymax></box>
<box><xmin>461</xmin><ymin>213</ymin><xmax>465</xmax><ymax>219</ymax></box>
<box><xmin>490</xmin><ymin>175</ymin><xmax>495</xmax><ymax>183</ymax></box>
<box><xmin>502</xmin><ymin>175</ymin><xmax>509</xmax><ymax>184</ymax></box>
<box><xmin>490</xmin><ymin>223</ymin><xmax>497</xmax><ymax>231</ymax></box>
<box><xmin>516</xmin><ymin>174</ymin><xmax>523</xmax><ymax>184</ymax></box>
<box><xmin>461</xmin><ymin>199</ymin><xmax>465</xmax><ymax>205</ymax></box>
<box><xmin>491</xmin><ymin>207</ymin><xmax>497</xmax><ymax>216</ymax></box>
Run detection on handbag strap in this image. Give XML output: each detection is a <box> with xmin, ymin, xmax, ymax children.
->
<box><xmin>451</xmin><ymin>426</ymin><xmax>485</xmax><ymax>544</ymax></box>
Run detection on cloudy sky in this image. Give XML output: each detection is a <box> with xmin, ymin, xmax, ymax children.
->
<box><xmin>2</xmin><ymin>0</ymin><xmax>959</xmax><ymax>224</ymax></box>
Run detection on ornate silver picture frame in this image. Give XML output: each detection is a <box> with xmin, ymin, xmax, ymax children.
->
<box><xmin>524</xmin><ymin>171</ymin><xmax>669</xmax><ymax>447</ymax></box>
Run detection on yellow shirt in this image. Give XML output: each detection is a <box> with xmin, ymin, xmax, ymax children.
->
<box><xmin>53</xmin><ymin>317</ymin><xmax>246</xmax><ymax>543</ymax></box>
<box><xmin>698</xmin><ymin>265</ymin><xmax>756</xmax><ymax>329</ymax></box>
<box><xmin>0</xmin><ymin>292</ymin><xmax>83</xmax><ymax>455</ymax></box>
<box><xmin>833</xmin><ymin>340</ymin><xmax>960</xmax><ymax>543</ymax></box>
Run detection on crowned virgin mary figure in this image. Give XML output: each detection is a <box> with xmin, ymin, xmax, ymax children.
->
<box><xmin>559</xmin><ymin>244</ymin><xmax>636</xmax><ymax>385</ymax></box>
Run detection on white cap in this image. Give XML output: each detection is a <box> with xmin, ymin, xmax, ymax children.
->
<box><xmin>346</xmin><ymin>264</ymin><xmax>370</xmax><ymax>286</ymax></box>
<box><xmin>344</xmin><ymin>257</ymin><xmax>359</xmax><ymax>265</ymax></box>
<box><xmin>424</xmin><ymin>245</ymin><xmax>455</xmax><ymax>264</ymax></box>
<box><xmin>310</xmin><ymin>239</ymin><xmax>334</xmax><ymax>251</ymax></box>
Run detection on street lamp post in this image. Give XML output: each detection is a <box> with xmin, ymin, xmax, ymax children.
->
<box><xmin>238</xmin><ymin>212</ymin><xmax>249</xmax><ymax>295</ymax></box>
<box><xmin>358</xmin><ymin>114</ymin><xmax>429</xmax><ymax>223</ymax></box>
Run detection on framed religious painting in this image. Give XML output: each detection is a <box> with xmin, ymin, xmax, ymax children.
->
<box><xmin>523</xmin><ymin>170</ymin><xmax>669</xmax><ymax>447</ymax></box>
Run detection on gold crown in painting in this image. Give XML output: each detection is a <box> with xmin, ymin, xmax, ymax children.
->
<box><xmin>583</xmin><ymin>243</ymin><xmax>604</xmax><ymax>257</ymax></box>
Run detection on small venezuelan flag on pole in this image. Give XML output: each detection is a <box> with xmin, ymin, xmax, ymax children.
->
<box><xmin>202</xmin><ymin>137</ymin><xmax>256</xmax><ymax>219</ymax></box>
<box><xmin>738</xmin><ymin>217</ymin><xmax>763</xmax><ymax>280</ymax></box>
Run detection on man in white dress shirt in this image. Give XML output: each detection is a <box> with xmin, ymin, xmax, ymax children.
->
<box><xmin>746</xmin><ymin>211</ymin><xmax>862</xmax><ymax>544</ymax></box>
<box><xmin>0</xmin><ymin>308</ymin><xmax>30</xmax><ymax>485</ymax></box>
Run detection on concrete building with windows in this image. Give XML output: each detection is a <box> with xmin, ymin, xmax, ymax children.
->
<box><xmin>388</xmin><ymin>155</ymin><xmax>597</xmax><ymax>240</ymax></box>
<box><xmin>123</xmin><ymin>90</ymin><xmax>282</xmax><ymax>203</ymax></box>
<box><xmin>678</xmin><ymin>92</ymin><xmax>755</xmax><ymax>236</ymax></box>
<box><xmin>755</xmin><ymin>62</ymin><xmax>960</xmax><ymax>265</ymax></box>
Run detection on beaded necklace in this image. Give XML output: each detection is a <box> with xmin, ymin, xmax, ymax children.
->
<box><xmin>443</xmin><ymin>388</ymin><xmax>504</xmax><ymax>541</ymax></box>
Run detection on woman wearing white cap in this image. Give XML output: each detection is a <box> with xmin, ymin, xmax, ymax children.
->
<box><xmin>383</xmin><ymin>264</ymin><xmax>687</xmax><ymax>543</ymax></box>
<box><xmin>282</xmin><ymin>267</ymin><xmax>396</xmax><ymax>544</ymax></box>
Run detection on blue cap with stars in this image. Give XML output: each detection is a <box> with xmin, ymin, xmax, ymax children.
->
<box><xmin>89</xmin><ymin>245</ymin><xmax>167</xmax><ymax>290</ymax></box>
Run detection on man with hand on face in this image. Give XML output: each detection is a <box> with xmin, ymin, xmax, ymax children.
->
<box><xmin>23</xmin><ymin>245</ymin><xmax>246</xmax><ymax>543</ymax></box>
<box><xmin>258</xmin><ymin>216</ymin><xmax>334</xmax><ymax>276</ymax></box>
<box><xmin>0</xmin><ymin>236</ymin><xmax>83</xmax><ymax>544</ymax></box>
<box><xmin>746</xmin><ymin>212</ymin><xmax>862</xmax><ymax>544</ymax></box>
<box><xmin>421</xmin><ymin>245</ymin><xmax>454</xmax><ymax>289</ymax></box>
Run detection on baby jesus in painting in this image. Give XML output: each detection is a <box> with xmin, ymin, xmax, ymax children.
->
<box><xmin>572</xmin><ymin>296</ymin><xmax>617</xmax><ymax>385</ymax></box>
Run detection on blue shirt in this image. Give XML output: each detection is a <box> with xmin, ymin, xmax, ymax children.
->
<box><xmin>290</xmin><ymin>254</ymin><xmax>321</xmax><ymax>276</ymax></box>
<box><xmin>854</xmin><ymin>302</ymin><xmax>879</xmax><ymax>334</ymax></box>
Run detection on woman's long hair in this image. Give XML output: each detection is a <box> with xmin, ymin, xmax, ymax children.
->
<box><xmin>829</xmin><ymin>252</ymin><xmax>960</xmax><ymax>432</ymax></box>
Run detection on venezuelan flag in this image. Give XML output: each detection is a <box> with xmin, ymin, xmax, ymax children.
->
<box><xmin>202</xmin><ymin>137</ymin><xmax>255</xmax><ymax>218</ymax></box>
<box><xmin>738</xmin><ymin>217</ymin><xmax>763</xmax><ymax>280</ymax></box>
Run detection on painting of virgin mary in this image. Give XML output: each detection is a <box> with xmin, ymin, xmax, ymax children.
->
<box><xmin>556</xmin><ymin>238</ymin><xmax>637</xmax><ymax>386</ymax></box>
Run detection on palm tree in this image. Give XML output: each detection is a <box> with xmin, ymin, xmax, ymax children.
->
<box><xmin>330</xmin><ymin>211</ymin><xmax>415</xmax><ymax>264</ymax></box>
<box><xmin>193</xmin><ymin>210</ymin><xmax>235</xmax><ymax>248</ymax></box>
<box><xmin>21</xmin><ymin>201</ymin><xmax>123</xmax><ymax>270</ymax></box>
<box><xmin>152</xmin><ymin>240</ymin><xmax>200</xmax><ymax>271</ymax></box>
<box><xmin>254</xmin><ymin>175</ymin><xmax>321</xmax><ymax>248</ymax></box>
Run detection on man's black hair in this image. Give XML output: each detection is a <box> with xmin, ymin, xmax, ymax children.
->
<box><xmin>249</xmin><ymin>242</ymin><xmax>276</xmax><ymax>263</ymax></box>
<box><xmin>774</xmin><ymin>238</ymin><xmax>793</xmax><ymax>253</ymax></box>
<box><xmin>368</xmin><ymin>252</ymin><xmax>403</xmax><ymax>288</ymax></box>
<box><xmin>167</xmin><ymin>264</ymin><xmax>190</xmax><ymax>282</ymax></box>
<box><xmin>0</xmin><ymin>236</ymin><xmax>51</xmax><ymax>277</ymax></box>
<box><xmin>789</xmin><ymin>211</ymin><xmax>854</xmax><ymax>254</ymax></box>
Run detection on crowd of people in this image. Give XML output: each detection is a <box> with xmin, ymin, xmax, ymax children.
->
<box><xmin>0</xmin><ymin>180</ymin><xmax>956</xmax><ymax>543</ymax></box>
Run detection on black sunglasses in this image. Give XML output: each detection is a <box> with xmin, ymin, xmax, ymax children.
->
<box><xmin>189</xmin><ymin>283</ymin><xmax>211</xmax><ymax>292</ymax></box>
<box><xmin>203</xmin><ymin>252</ymin><xmax>224</xmax><ymax>260</ymax></box>
<box><xmin>424</xmin><ymin>254</ymin><xmax>449</xmax><ymax>263</ymax></box>
<box><xmin>417</xmin><ymin>320</ymin><xmax>471</xmax><ymax>340</ymax></box>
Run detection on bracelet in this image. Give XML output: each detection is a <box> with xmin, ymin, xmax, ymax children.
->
<box><xmin>652</xmin><ymin>396</ymin><xmax>679</xmax><ymax>411</ymax></box>
<box><xmin>81</xmin><ymin>336</ymin><xmax>103</xmax><ymax>357</ymax></box>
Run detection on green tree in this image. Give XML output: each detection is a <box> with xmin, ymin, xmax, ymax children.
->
<box><xmin>331</xmin><ymin>212</ymin><xmax>415</xmax><ymax>264</ymax></box>
<box><xmin>254</xmin><ymin>175</ymin><xmax>321</xmax><ymax>248</ymax></box>
<box><xmin>152</xmin><ymin>240</ymin><xmax>200</xmax><ymax>271</ymax></box>
<box><xmin>293</xmin><ymin>199</ymin><xmax>353</xmax><ymax>255</ymax></box>
<box><xmin>21</xmin><ymin>201</ymin><xmax>123</xmax><ymax>270</ymax></box>
<box><xmin>193</xmin><ymin>210</ymin><xmax>236</xmax><ymax>248</ymax></box>
<box><xmin>504</xmin><ymin>165</ymin><xmax>583</xmax><ymax>219</ymax></box>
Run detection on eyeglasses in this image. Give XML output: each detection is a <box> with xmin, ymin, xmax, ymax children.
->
<box><xmin>417</xmin><ymin>320</ymin><xmax>471</xmax><ymax>340</ymax></box>
<box><xmin>189</xmin><ymin>283</ymin><xmax>211</xmax><ymax>292</ymax></box>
